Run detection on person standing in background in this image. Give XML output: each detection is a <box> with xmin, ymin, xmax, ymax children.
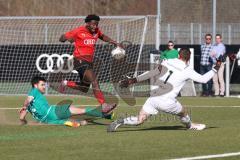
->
<box><xmin>200</xmin><ymin>34</ymin><xmax>213</xmax><ymax>96</ymax></box>
<box><xmin>160</xmin><ymin>41</ymin><xmax>179</xmax><ymax>60</ymax></box>
<box><xmin>211</xmin><ymin>34</ymin><xmax>226</xmax><ymax>97</ymax></box>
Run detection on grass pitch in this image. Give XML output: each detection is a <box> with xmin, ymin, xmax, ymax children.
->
<box><xmin>0</xmin><ymin>96</ymin><xmax>240</xmax><ymax>160</ymax></box>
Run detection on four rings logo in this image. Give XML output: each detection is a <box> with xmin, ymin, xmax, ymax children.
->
<box><xmin>36</xmin><ymin>54</ymin><xmax>74</xmax><ymax>74</ymax></box>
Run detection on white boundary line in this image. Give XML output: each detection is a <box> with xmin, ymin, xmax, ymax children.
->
<box><xmin>0</xmin><ymin>108</ymin><xmax>21</xmax><ymax>110</ymax></box>
<box><xmin>1</xmin><ymin>105</ymin><xmax>240</xmax><ymax>110</ymax></box>
<box><xmin>187</xmin><ymin>105</ymin><xmax>240</xmax><ymax>108</ymax></box>
<box><xmin>169</xmin><ymin>151</ymin><xmax>240</xmax><ymax>160</ymax></box>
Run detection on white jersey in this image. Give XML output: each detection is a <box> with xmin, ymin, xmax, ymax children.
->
<box><xmin>156</xmin><ymin>58</ymin><xmax>215</xmax><ymax>99</ymax></box>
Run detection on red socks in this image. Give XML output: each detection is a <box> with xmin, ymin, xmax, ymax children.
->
<box><xmin>67</xmin><ymin>81</ymin><xmax>105</xmax><ymax>104</ymax></box>
<box><xmin>93</xmin><ymin>89</ymin><xmax>105</xmax><ymax>104</ymax></box>
<box><xmin>67</xmin><ymin>81</ymin><xmax>78</xmax><ymax>88</ymax></box>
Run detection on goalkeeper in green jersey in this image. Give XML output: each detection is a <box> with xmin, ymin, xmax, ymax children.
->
<box><xmin>19</xmin><ymin>76</ymin><xmax>116</xmax><ymax>127</ymax></box>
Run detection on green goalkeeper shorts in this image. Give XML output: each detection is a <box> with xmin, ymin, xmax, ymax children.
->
<box><xmin>42</xmin><ymin>104</ymin><xmax>72</xmax><ymax>125</ymax></box>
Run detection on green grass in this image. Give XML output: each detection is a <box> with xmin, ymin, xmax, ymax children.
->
<box><xmin>0</xmin><ymin>96</ymin><xmax>240</xmax><ymax>160</ymax></box>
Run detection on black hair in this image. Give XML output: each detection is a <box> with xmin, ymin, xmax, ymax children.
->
<box><xmin>31</xmin><ymin>76</ymin><xmax>46</xmax><ymax>88</ymax></box>
<box><xmin>85</xmin><ymin>14</ymin><xmax>100</xmax><ymax>23</ymax></box>
<box><xmin>168</xmin><ymin>40</ymin><xmax>174</xmax><ymax>44</ymax></box>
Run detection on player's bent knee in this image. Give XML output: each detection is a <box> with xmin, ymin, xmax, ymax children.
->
<box><xmin>83</xmin><ymin>70</ymin><xmax>97</xmax><ymax>82</ymax></box>
<box><xmin>69</xmin><ymin>106</ymin><xmax>85</xmax><ymax>115</ymax></box>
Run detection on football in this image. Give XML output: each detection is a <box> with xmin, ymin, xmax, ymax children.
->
<box><xmin>111</xmin><ymin>46</ymin><xmax>126</xmax><ymax>60</ymax></box>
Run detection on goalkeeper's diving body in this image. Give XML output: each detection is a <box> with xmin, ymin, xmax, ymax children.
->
<box><xmin>19</xmin><ymin>76</ymin><xmax>114</xmax><ymax>127</ymax></box>
<box><xmin>108</xmin><ymin>48</ymin><xmax>222</xmax><ymax>132</ymax></box>
<box><xmin>59</xmin><ymin>14</ymin><xmax>123</xmax><ymax>113</ymax></box>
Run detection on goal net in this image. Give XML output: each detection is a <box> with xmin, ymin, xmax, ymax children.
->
<box><xmin>0</xmin><ymin>16</ymin><xmax>153</xmax><ymax>98</ymax></box>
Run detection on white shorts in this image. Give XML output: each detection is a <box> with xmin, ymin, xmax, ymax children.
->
<box><xmin>142</xmin><ymin>96</ymin><xmax>183</xmax><ymax>115</ymax></box>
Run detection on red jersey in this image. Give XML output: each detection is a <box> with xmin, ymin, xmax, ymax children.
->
<box><xmin>65</xmin><ymin>26</ymin><xmax>103</xmax><ymax>62</ymax></box>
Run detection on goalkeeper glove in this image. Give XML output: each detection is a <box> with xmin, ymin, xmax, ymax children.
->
<box><xmin>119</xmin><ymin>76</ymin><xmax>137</xmax><ymax>88</ymax></box>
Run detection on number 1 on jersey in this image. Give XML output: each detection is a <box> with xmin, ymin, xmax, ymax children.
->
<box><xmin>164</xmin><ymin>70</ymin><xmax>173</xmax><ymax>84</ymax></box>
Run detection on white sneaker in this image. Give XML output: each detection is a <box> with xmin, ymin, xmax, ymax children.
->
<box><xmin>189</xmin><ymin>123</ymin><xmax>206</xmax><ymax>130</ymax></box>
<box><xmin>107</xmin><ymin>118</ymin><xmax>124</xmax><ymax>132</ymax></box>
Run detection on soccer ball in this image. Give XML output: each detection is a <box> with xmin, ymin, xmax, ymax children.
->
<box><xmin>111</xmin><ymin>47</ymin><xmax>126</xmax><ymax>60</ymax></box>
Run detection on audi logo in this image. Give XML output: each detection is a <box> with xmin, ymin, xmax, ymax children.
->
<box><xmin>36</xmin><ymin>54</ymin><xmax>74</xmax><ymax>73</ymax></box>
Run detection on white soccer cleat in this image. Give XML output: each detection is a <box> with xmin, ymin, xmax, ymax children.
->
<box><xmin>107</xmin><ymin>118</ymin><xmax>124</xmax><ymax>132</ymax></box>
<box><xmin>189</xmin><ymin>123</ymin><xmax>206</xmax><ymax>130</ymax></box>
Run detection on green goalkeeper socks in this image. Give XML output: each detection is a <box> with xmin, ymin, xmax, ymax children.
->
<box><xmin>85</xmin><ymin>107</ymin><xmax>103</xmax><ymax>117</ymax></box>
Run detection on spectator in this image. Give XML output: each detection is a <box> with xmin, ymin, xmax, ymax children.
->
<box><xmin>200</xmin><ymin>34</ymin><xmax>213</xmax><ymax>96</ymax></box>
<box><xmin>160</xmin><ymin>41</ymin><xmax>179</xmax><ymax>60</ymax></box>
<box><xmin>211</xmin><ymin>34</ymin><xmax>226</xmax><ymax>97</ymax></box>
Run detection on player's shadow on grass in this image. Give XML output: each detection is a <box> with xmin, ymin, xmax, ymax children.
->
<box><xmin>116</xmin><ymin>125</ymin><xmax>218</xmax><ymax>132</ymax></box>
<box><xmin>117</xmin><ymin>125</ymin><xmax>186</xmax><ymax>132</ymax></box>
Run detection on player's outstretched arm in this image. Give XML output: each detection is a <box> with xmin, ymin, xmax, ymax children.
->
<box><xmin>59</xmin><ymin>34</ymin><xmax>74</xmax><ymax>43</ymax></box>
<box><xmin>19</xmin><ymin>96</ymin><xmax>33</xmax><ymax>125</ymax></box>
<box><xmin>59</xmin><ymin>34</ymin><xmax>67</xmax><ymax>42</ymax></box>
<box><xmin>136</xmin><ymin>65</ymin><xmax>166</xmax><ymax>82</ymax></box>
<box><xmin>188</xmin><ymin>60</ymin><xmax>222</xmax><ymax>83</ymax></box>
<box><xmin>19</xmin><ymin>109</ymin><xmax>28</xmax><ymax>125</ymax></box>
<box><xmin>119</xmin><ymin>64</ymin><xmax>166</xmax><ymax>88</ymax></box>
<box><xmin>189</xmin><ymin>69</ymin><xmax>214</xmax><ymax>84</ymax></box>
<box><xmin>99</xmin><ymin>34</ymin><xmax>123</xmax><ymax>48</ymax></box>
<box><xmin>119</xmin><ymin>76</ymin><xmax>137</xmax><ymax>88</ymax></box>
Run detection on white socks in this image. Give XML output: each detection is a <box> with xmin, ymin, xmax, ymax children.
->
<box><xmin>123</xmin><ymin>117</ymin><xmax>140</xmax><ymax>125</ymax></box>
<box><xmin>180</xmin><ymin>115</ymin><xmax>192</xmax><ymax>128</ymax></box>
<box><xmin>123</xmin><ymin>115</ymin><xmax>192</xmax><ymax>127</ymax></box>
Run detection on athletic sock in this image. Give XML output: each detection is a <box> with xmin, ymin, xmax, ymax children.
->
<box><xmin>123</xmin><ymin>117</ymin><xmax>139</xmax><ymax>125</ymax></box>
<box><xmin>67</xmin><ymin>81</ymin><xmax>78</xmax><ymax>88</ymax></box>
<box><xmin>85</xmin><ymin>107</ymin><xmax>103</xmax><ymax>117</ymax></box>
<box><xmin>180</xmin><ymin>115</ymin><xmax>192</xmax><ymax>128</ymax></box>
<box><xmin>93</xmin><ymin>89</ymin><xmax>105</xmax><ymax>104</ymax></box>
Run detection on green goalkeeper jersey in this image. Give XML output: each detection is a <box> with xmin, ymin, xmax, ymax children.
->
<box><xmin>27</xmin><ymin>88</ymin><xmax>51</xmax><ymax>122</ymax></box>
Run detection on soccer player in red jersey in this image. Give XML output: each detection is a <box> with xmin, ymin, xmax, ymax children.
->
<box><xmin>59</xmin><ymin>14</ymin><xmax>121</xmax><ymax>113</ymax></box>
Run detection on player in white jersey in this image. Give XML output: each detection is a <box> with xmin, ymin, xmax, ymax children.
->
<box><xmin>107</xmin><ymin>48</ymin><xmax>222</xmax><ymax>132</ymax></box>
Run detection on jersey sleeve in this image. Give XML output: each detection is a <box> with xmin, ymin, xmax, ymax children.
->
<box><xmin>27</xmin><ymin>88</ymin><xmax>38</xmax><ymax>100</ymax></box>
<box><xmin>186</xmin><ymin>67</ymin><xmax>215</xmax><ymax>83</ymax></box>
<box><xmin>65</xmin><ymin>27</ymin><xmax>79</xmax><ymax>40</ymax></box>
